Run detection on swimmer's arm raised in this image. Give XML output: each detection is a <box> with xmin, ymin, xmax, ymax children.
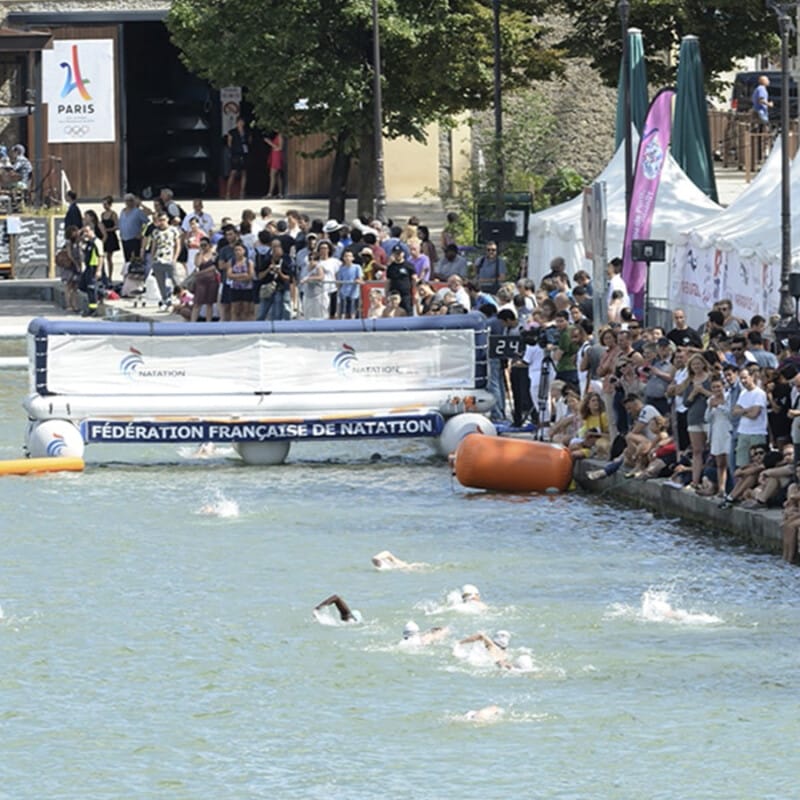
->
<box><xmin>459</xmin><ymin>632</ymin><xmax>493</xmax><ymax>648</ymax></box>
<box><xmin>315</xmin><ymin>594</ymin><xmax>356</xmax><ymax>622</ymax></box>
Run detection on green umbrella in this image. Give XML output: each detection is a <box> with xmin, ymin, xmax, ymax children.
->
<box><xmin>672</xmin><ymin>34</ymin><xmax>719</xmax><ymax>203</ymax></box>
<box><xmin>615</xmin><ymin>27</ymin><xmax>649</xmax><ymax>148</ymax></box>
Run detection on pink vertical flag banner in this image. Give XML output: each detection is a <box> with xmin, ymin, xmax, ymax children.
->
<box><xmin>622</xmin><ymin>88</ymin><xmax>675</xmax><ymax>313</ymax></box>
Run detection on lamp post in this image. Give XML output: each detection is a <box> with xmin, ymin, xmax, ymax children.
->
<box><xmin>492</xmin><ymin>0</ymin><xmax>504</xmax><ymax>217</ymax></box>
<box><xmin>618</xmin><ymin>0</ymin><xmax>632</xmax><ymax>215</ymax></box>
<box><xmin>372</xmin><ymin>0</ymin><xmax>387</xmax><ymax>224</ymax></box>
<box><xmin>769</xmin><ymin>1</ymin><xmax>797</xmax><ymax>317</ymax></box>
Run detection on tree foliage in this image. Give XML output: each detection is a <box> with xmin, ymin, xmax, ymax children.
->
<box><xmin>555</xmin><ymin>1</ymin><xmax>781</xmax><ymax>94</ymax></box>
<box><xmin>167</xmin><ymin>0</ymin><xmax>565</xmax><ymax>212</ymax></box>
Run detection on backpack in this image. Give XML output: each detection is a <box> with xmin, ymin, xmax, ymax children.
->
<box><xmin>167</xmin><ymin>201</ymin><xmax>186</xmax><ymax>222</ymax></box>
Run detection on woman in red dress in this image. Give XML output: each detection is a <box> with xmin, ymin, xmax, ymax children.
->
<box><xmin>266</xmin><ymin>131</ymin><xmax>284</xmax><ymax>198</ymax></box>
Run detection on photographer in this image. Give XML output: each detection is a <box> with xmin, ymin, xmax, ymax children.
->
<box><xmin>522</xmin><ymin>324</ymin><xmax>556</xmax><ymax>432</ymax></box>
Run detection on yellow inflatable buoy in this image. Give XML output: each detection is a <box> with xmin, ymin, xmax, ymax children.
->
<box><xmin>452</xmin><ymin>434</ymin><xmax>572</xmax><ymax>493</ymax></box>
<box><xmin>0</xmin><ymin>457</ymin><xmax>85</xmax><ymax>476</ymax></box>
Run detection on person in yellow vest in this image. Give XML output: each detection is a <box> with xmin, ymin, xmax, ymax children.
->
<box><xmin>78</xmin><ymin>224</ymin><xmax>103</xmax><ymax>317</ymax></box>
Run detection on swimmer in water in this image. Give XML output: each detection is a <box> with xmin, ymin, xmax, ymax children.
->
<box><xmin>314</xmin><ymin>594</ymin><xmax>361</xmax><ymax>623</ymax></box>
<box><xmin>458</xmin><ymin>630</ymin><xmax>512</xmax><ymax>667</ymax></box>
<box><xmin>464</xmin><ymin>704</ymin><xmax>504</xmax><ymax>723</ymax></box>
<box><xmin>401</xmin><ymin>620</ymin><xmax>449</xmax><ymax>646</ymax></box>
<box><xmin>372</xmin><ymin>550</ymin><xmax>410</xmax><ymax>569</ymax></box>
<box><xmin>458</xmin><ymin>584</ymin><xmax>488</xmax><ymax>610</ymax></box>
<box><xmin>492</xmin><ymin>652</ymin><xmax>535</xmax><ymax>672</ymax></box>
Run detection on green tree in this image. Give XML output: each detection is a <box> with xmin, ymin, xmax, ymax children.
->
<box><xmin>167</xmin><ymin>0</ymin><xmax>564</xmax><ymax>218</ymax></box>
<box><xmin>555</xmin><ymin>1</ymin><xmax>779</xmax><ymax>93</ymax></box>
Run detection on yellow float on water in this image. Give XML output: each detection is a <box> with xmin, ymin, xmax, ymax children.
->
<box><xmin>0</xmin><ymin>457</ymin><xmax>84</xmax><ymax>476</ymax></box>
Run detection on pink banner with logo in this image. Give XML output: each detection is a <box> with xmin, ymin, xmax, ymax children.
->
<box><xmin>622</xmin><ymin>88</ymin><xmax>675</xmax><ymax>313</ymax></box>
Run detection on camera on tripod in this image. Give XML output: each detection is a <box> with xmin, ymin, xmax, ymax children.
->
<box><xmin>520</xmin><ymin>327</ymin><xmax>552</xmax><ymax>349</ymax></box>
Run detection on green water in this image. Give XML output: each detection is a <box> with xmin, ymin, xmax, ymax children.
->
<box><xmin>0</xmin><ymin>370</ymin><xmax>798</xmax><ymax>799</ymax></box>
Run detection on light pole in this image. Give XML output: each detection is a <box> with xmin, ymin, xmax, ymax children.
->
<box><xmin>372</xmin><ymin>0</ymin><xmax>387</xmax><ymax>223</ymax></box>
<box><xmin>492</xmin><ymin>0</ymin><xmax>504</xmax><ymax>217</ymax></box>
<box><xmin>618</xmin><ymin>0</ymin><xmax>632</xmax><ymax>215</ymax></box>
<box><xmin>769</xmin><ymin>1</ymin><xmax>796</xmax><ymax>317</ymax></box>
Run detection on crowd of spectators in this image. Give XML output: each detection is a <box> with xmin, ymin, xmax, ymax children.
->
<box><xmin>61</xmin><ymin>190</ymin><xmax>521</xmax><ymax>323</ymax></box>
<box><xmin>56</xmin><ymin>192</ymin><xmax>800</xmax><ymax>560</ymax></box>
<box><xmin>512</xmin><ymin>257</ymin><xmax>800</xmax><ymax>564</ymax></box>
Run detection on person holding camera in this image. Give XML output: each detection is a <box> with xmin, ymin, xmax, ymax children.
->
<box><xmin>642</xmin><ymin>338</ymin><xmax>675</xmax><ymax>415</ymax></box>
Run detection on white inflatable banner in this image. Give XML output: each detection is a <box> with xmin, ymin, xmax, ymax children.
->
<box><xmin>45</xmin><ymin>335</ymin><xmax>263</xmax><ymax>395</ymax></box>
<box><xmin>259</xmin><ymin>331</ymin><xmax>475</xmax><ymax>391</ymax></box>
<box><xmin>42</xmin><ymin>330</ymin><xmax>477</xmax><ymax>396</ymax></box>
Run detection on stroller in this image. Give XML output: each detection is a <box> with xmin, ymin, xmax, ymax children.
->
<box><xmin>121</xmin><ymin>256</ymin><xmax>147</xmax><ymax>299</ymax></box>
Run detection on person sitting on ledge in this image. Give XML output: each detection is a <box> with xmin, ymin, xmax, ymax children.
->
<box><xmin>718</xmin><ymin>444</ymin><xmax>768</xmax><ymax>508</ymax></box>
<box><xmin>781</xmin><ymin>463</ymin><xmax>800</xmax><ymax>563</ymax></box>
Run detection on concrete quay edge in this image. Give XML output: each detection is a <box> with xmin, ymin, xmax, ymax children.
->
<box><xmin>573</xmin><ymin>458</ymin><xmax>783</xmax><ymax>555</ymax></box>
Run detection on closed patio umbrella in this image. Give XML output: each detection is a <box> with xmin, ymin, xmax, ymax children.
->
<box><xmin>672</xmin><ymin>34</ymin><xmax>719</xmax><ymax>203</ymax></box>
<box><xmin>615</xmin><ymin>27</ymin><xmax>648</xmax><ymax>148</ymax></box>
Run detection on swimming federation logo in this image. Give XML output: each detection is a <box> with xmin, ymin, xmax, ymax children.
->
<box><xmin>59</xmin><ymin>44</ymin><xmax>92</xmax><ymax>101</ymax></box>
<box><xmin>331</xmin><ymin>342</ymin><xmax>403</xmax><ymax>378</ymax></box>
<box><xmin>333</xmin><ymin>343</ymin><xmax>357</xmax><ymax>376</ymax></box>
<box><xmin>118</xmin><ymin>346</ymin><xmax>187</xmax><ymax>380</ymax></box>
<box><xmin>120</xmin><ymin>346</ymin><xmax>145</xmax><ymax>379</ymax></box>
<box><xmin>46</xmin><ymin>433</ymin><xmax>66</xmax><ymax>457</ymax></box>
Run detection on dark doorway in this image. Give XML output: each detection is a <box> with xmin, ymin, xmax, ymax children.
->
<box><xmin>122</xmin><ymin>21</ymin><xmax>218</xmax><ymax>198</ymax></box>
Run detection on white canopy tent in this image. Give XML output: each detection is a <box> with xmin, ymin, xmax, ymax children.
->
<box><xmin>670</xmin><ymin>139</ymin><xmax>796</xmax><ymax>327</ymax></box>
<box><xmin>528</xmin><ymin>137</ymin><xmax>723</xmax><ymax>309</ymax></box>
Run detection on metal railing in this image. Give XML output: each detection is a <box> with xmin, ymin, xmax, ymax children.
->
<box><xmin>709</xmin><ymin>109</ymin><xmax>798</xmax><ymax>179</ymax></box>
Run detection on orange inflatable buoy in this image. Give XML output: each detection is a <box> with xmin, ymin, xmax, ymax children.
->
<box><xmin>453</xmin><ymin>434</ymin><xmax>573</xmax><ymax>493</ymax></box>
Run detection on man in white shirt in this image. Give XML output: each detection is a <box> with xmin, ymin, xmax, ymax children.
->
<box><xmin>181</xmin><ymin>199</ymin><xmax>214</xmax><ymax>234</ymax></box>
<box><xmin>732</xmin><ymin>366</ymin><xmax>768</xmax><ymax>466</ymax></box>
<box><xmin>606</xmin><ymin>257</ymin><xmax>630</xmax><ymax>312</ymax></box>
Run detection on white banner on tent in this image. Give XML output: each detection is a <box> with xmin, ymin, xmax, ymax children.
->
<box><xmin>670</xmin><ymin>244</ymin><xmax>780</xmax><ymax>327</ymax></box>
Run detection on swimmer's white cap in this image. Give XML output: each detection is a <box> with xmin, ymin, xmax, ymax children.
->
<box><xmin>461</xmin><ymin>583</ymin><xmax>480</xmax><ymax>599</ymax></box>
<box><xmin>403</xmin><ymin>621</ymin><xmax>420</xmax><ymax>639</ymax></box>
<box><xmin>493</xmin><ymin>630</ymin><xmax>511</xmax><ymax>649</ymax></box>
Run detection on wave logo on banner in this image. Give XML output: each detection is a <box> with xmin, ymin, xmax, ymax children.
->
<box><xmin>46</xmin><ymin>433</ymin><xmax>66</xmax><ymax>457</ymax></box>
<box><xmin>333</xmin><ymin>343</ymin><xmax>357</xmax><ymax>376</ymax></box>
<box><xmin>59</xmin><ymin>44</ymin><xmax>92</xmax><ymax>101</ymax></box>
<box><xmin>119</xmin><ymin>347</ymin><xmax>187</xmax><ymax>381</ymax></box>
<box><xmin>622</xmin><ymin>88</ymin><xmax>676</xmax><ymax>307</ymax></box>
<box><xmin>120</xmin><ymin>346</ymin><xmax>145</xmax><ymax>378</ymax></box>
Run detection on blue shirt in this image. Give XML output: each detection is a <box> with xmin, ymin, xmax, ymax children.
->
<box><xmin>119</xmin><ymin>207</ymin><xmax>149</xmax><ymax>240</ymax></box>
<box><xmin>336</xmin><ymin>263</ymin><xmax>363</xmax><ymax>299</ymax></box>
<box><xmin>753</xmin><ymin>84</ymin><xmax>769</xmax><ymax>122</ymax></box>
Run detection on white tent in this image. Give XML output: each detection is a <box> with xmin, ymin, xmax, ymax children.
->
<box><xmin>527</xmin><ymin>137</ymin><xmax>723</xmax><ymax>308</ymax></box>
<box><xmin>670</xmin><ymin>139</ymin><xmax>795</xmax><ymax>327</ymax></box>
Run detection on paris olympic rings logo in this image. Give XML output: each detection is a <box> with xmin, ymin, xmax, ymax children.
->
<box><xmin>63</xmin><ymin>125</ymin><xmax>90</xmax><ymax>137</ymax></box>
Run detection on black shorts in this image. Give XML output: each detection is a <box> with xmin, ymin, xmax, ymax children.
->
<box><xmin>231</xmin><ymin>288</ymin><xmax>253</xmax><ymax>303</ymax></box>
<box><xmin>231</xmin><ymin>155</ymin><xmax>247</xmax><ymax>171</ymax></box>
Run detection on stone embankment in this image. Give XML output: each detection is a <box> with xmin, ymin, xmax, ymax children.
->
<box><xmin>573</xmin><ymin>459</ymin><xmax>783</xmax><ymax>555</ymax></box>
